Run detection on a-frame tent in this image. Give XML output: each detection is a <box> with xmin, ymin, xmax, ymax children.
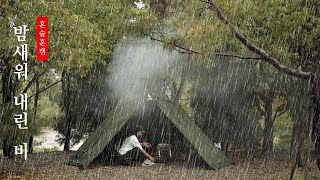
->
<box><xmin>70</xmin><ymin>91</ymin><xmax>230</xmax><ymax>169</ymax></box>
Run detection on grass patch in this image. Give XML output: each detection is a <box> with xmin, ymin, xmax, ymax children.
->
<box><xmin>33</xmin><ymin>146</ymin><xmax>59</xmax><ymax>153</ymax></box>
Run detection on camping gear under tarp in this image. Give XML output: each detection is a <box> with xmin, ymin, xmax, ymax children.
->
<box><xmin>152</xmin><ymin>143</ymin><xmax>172</xmax><ymax>163</ymax></box>
<box><xmin>72</xmin><ymin>100</ymin><xmax>137</xmax><ymax>168</ymax></box>
<box><xmin>69</xmin><ymin>91</ymin><xmax>230</xmax><ymax>169</ymax></box>
<box><xmin>154</xmin><ymin>95</ymin><xmax>230</xmax><ymax>169</ymax></box>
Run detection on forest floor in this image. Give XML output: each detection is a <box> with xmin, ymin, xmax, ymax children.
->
<box><xmin>1</xmin><ymin>151</ymin><xmax>320</xmax><ymax>180</ymax></box>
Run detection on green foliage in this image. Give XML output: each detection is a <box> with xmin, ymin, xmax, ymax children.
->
<box><xmin>236</xmin><ymin>0</ymin><xmax>320</xmax><ymax>71</ymax></box>
<box><xmin>190</xmin><ymin>58</ymin><xmax>262</xmax><ymax>148</ymax></box>
<box><xmin>0</xmin><ymin>102</ymin><xmax>41</xmax><ymax>149</ymax></box>
<box><xmin>36</xmin><ymin>96</ymin><xmax>62</xmax><ymax>127</ymax></box>
<box><xmin>54</xmin><ymin>65</ymin><xmax>116</xmax><ymax>146</ymax></box>
<box><xmin>1</xmin><ymin>0</ymin><xmax>109</xmax><ymax>120</ymax></box>
<box><xmin>2</xmin><ymin>0</ymin><xmax>316</xmax><ymax>155</ymax></box>
<box><xmin>1</xmin><ymin>0</ymin><xmax>142</xmax><ymax>153</ymax></box>
<box><xmin>138</xmin><ymin>0</ymin><xmax>319</xmax><ymax>153</ymax></box>
<box><xmin>273</xmin><ymin>112</ymin><xmax>292</xmax><ymax>151</ymax></box>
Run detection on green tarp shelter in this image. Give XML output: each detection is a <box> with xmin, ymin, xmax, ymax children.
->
<box><xmin>70</xmin><ymin>91</ymin><xmax>230</xmax><ymax>169</ymax></box>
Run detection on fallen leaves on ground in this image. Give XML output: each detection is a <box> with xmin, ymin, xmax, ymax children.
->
<box><xmin>0</xmin><ymin>151</ymin><xmax>319</xmax><ymax>179</ymax></box>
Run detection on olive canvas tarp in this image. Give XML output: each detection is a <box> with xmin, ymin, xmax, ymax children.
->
<box><xmin>70</xmin><ymin>100</ymin><xmax>137</xmax><ymax>169</ymax></box>
<box><xmin>154</xmin><ymin>97</ymin><xmax>230</xmax><ymax>169</ymax></box>
<box><xmin>70</xmin><ymin>93</ymin><xmax>230</xmax><ymax>169</ymax></box>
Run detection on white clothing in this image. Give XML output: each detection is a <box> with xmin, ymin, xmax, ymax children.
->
<box><xmin>118</xmin><ymin>135</ymin><xmax>143</xmax><ymax>155</ymax></box>
<box><xmin>142</xmin><ymin>159</ymin><xmax>155</xmax><ymax>166</ymax></box>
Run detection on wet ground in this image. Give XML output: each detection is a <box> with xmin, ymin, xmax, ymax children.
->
<box><xmin>1</xmin><ymin>151</ymin><xmax>320</xmax><ymax>179</ymax></box>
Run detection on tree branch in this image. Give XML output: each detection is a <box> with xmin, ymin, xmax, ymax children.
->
<box><xmin>214</xmin><ymin>53</ymin><xmax>261</xmax><ymax>60</ymax></box>
<box><xmin>201</xmin><ymin>0</ymin><xmax>315</xmax><ymax>81</ymax></box>
<box><xmin>276</xmin><ymin>110</ymin><xmax>287</xmax><ymax>119</ymax></box>
<box><xmin>143</xmin><ymin>32</ymin><xmax>261</xmax><ymax>59</ymax></box>
<box><xmin>198</xmin><ymin>1</ymin><xmax>318</xmax><ymax>179</ymax></box>
<box><xmin>28</xmin><ymin>80</ymin><xmax>61</xmax><ymax>100</ymax></box>
<box><xmin>272</xmin><ymin>103</ymin><xmax>287</xmax><ymax>121</ymax></box>
<box><xmin>21</xmin><ymin>72</ymin><xmax>45</xmax><ymax>94</ymax></box>
<box><xmin>143</xmin><ymin>32</ymin><xmax>200</xmax><ymax>54</ymax></box>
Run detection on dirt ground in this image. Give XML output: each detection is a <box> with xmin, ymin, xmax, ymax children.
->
<box><xmin>1</xmin><ymin>151</ymin><xmax>320</xmax><ymax>180</ymax></box>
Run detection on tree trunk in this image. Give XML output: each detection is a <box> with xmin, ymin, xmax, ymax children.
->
<box><xmin>290</xmin><ymin>118</ymin><xmax>301</xmax><ymax>159</ymax></box>
<box><xmin>28</xmin><ymin>75</ymin><xmax>40</xmax><ymax>154</ymax></box>
<box><xmin>300</xmin><ymin>81</ymin><xmax>320</xmax><ymax>178</ymax></box>
<box><xmin>64</xmin><ymin>125</ymin><xmax>71</xmax><ymax>151</ymax></box>
<box><xmin>2</xmin><ymin>63</ymin><xmax>15</xmax><ymax>157</ymax></box>
<box><xmin>312</xmin><ymin>81</ymin><xmax>320</xmax><ymax>170</ymax></box>
<box><xmin>62</xmin><ymin>70</ymin><xmax>71</xmax><ymax>151</ymax></box>
<box><xmin>262</xmin><ymin>90</ymin><xmax>274</xmax><ymax>153</ymax></box>
<box><xmin>221</xmin><ymin>142</ymin><xmax>229</xmax><ymax>154</ymax></box>
<box><xmin>2</xmin><ymin>137</ymin><xmax>14</xmax><ymax>157</ymax></box>
<box><xmin>290</xmin><ymin>129</ymin><xmax>306</xmax><ymax>180</ymax></box>
<box><xmin>289</xmin><ymin>105</ymin><xmax>313</xmax><ymax>179</ymax></box>
<box><xmin>28</xmin><ymin>136</ymin><xmax>33</xmax><ymax>153</ymax></box>
<box><xmin>317</xmin><ymin>152</ymin><xmax>320</xmax><ymax>170</ymax></box>
<box><xmin>262</xmin><ymin>101</ymin><xmax>273</xmax><ymax>152</ymax></box>
<box><xmin>2</xmin><ymin>64</ymin><xmax>12</xmax><ymax>103</ymax></box>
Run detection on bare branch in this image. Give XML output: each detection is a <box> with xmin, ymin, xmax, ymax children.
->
<box><xmin>28</xmin><ymin>80</ymin><xmax>61</xmax><ymax>100</ymax></box>
<box><xmin>22</xmin><ymin>72</ymin><xmax>45</xmax><ymax>94</ymax></box>
<box><xmin>214</xmin><ymin>53</ymin><xmax>261</xmax><ymax>60</ymax></box>
<box><xmin>276</xmin><ymin>110</ymin><xmax>287</xmax><ymax>119</ymax></box>
<box><xmin>143</xmin><ymin>32</ymin><xmax>200</xmax><ymax>54</ymax></box>
<box><xmin>143</xmin><ymin>32</ymin><xmax>261</xmax><ymax>59</ymax></box>
<box><xmin>272</xmin><ymin>103</ymin><xmax>287</xmax><ymax>120</ymax></box>
<box><xmin>173</xmin><ymin>47</ymin><xmax>193</xmax><ymax>54</ymax></box>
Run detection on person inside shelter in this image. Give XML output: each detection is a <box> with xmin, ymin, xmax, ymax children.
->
<box><xmin>118</xmin><ymin>126</ymin><xmax>156</xmax><ymax>166</ymax></box>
